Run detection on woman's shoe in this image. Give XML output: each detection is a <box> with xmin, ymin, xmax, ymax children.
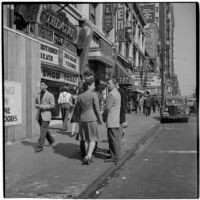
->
<box><xmin>83</xmin><ymin>156</ymin><xmax>92</xmax><ymax>165</ymax></box>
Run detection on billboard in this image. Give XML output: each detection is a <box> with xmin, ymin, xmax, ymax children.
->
<box><xmin>4</xmin><ymin>81</ymin><xmax>22</xmax><ymax>126</ymax></box>
<box><xmin>145</xmin><ymin>23</ymin><xmax>158</xmax><ymax>58</ymax></box>
<box><xmin>139</xmin><ymin>4</ymin><xmax>155</xmax><ymax>24</ymax></box>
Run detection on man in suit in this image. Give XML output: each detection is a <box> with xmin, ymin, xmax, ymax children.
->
<box><xmin>103</xmin><ymin>77</ymin><xmax>121</xmax><ymax>163</ymax></box>
<box><xmin>116</xmin><ymin>81</ymin><xmax>127</xmax><ymax>138</ymax></box>
<box><xmin>35</xmin><ymin>80</ymin><xmax>55</xmax><ymax>152</ymax></box>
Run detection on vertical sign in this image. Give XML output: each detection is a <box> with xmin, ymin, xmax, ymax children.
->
<box><xmin>103</xmin><ymin>3</ymin><xmax>113</xmax><ymax>33</ymax></box>
<box><xmin>4</xmin><ymin>81</ymin><xmax>22</xmax><ymax>126</ymax></box>
<box><xmin>139</xmin><ymin>4</ymin><xmax>155</xmax><ymax>24</ymax></box>
<box><xmin>117</xmin><ymin>3</ymin><xmax>125</xmax><ymax>42</ymax></box>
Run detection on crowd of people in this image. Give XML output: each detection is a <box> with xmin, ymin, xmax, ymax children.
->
<box><xmin>34</xmin><ymin>72</ymin><xmax>128</xmax><ymax>165</ymax></box>
<box><xmin>34</xmin><ymin>71</ymin><xmax>160</xmax><ymax>165</ymax></box>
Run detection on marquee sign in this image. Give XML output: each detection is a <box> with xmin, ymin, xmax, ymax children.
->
<box><xmin>41</xmin><ymin>66</ymin><xmax>79</xmax><ymax>86</ymax></box>
<box><xmin>62</xmin><ymin>49</ymin><xmax>80</xmax><ymax>73</ymax></box>
<box><xmin>40</xmin><ymin>42</ymin><xmax>59</xmax><ymax>65</ymax></box>
<box><xmin>39</xmin><ymin>9</ymin><xmax>78</xmax><ymax>42</ymax></box>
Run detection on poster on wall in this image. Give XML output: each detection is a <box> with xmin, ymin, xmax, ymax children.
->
<box><xmin>4</xmin><ymin>81</ymin><xmax>22</xmax><ymax>126</ymax></box>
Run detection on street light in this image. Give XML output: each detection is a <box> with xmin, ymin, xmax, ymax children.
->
<box><xmin>157</xmin><ymin>40</ymin><xmax>170</xmax><ymax>107</ymax></box>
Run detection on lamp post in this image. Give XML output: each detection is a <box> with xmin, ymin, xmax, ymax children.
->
<box><xmin>157</xmin><ymin>40</ymin><xmax>170</xmax><ymax>107</ymax></box>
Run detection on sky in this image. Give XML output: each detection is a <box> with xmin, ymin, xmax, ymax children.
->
<box><xmin>173</xmin><ymin>3</ymin><xmax>196</xmax><ymax>96</ymax></box>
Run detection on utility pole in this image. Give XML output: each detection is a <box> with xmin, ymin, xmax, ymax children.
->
<box><xmin>159</xmin><ymin>3</ymin><xmax>166</xmax><ymax>107</ymax></box>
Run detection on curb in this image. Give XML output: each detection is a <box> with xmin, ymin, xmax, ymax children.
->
<box><xmin>77</xmin><ymin>122</ymin><xmax>161</xmax><ymax>199</ymax></box>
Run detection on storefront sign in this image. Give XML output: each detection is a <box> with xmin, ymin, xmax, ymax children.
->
<box><xmin>131</xmin><ymin>74</ymin><xmax>161</xmax><ymax>87</ymax></box>
<box><xmin>41</xmin><ymin>67</ymin><xmax>78</xmax><ymax>85</ymax></box>
<box><xmin>139</xmin><ymin>4</ymin><xmax>155</xmax><ymax>24</ymax></box>
<box><xmin>40</xmin><ymin>9</ymin><xmax>78</xmax><ymax>42</ymax></box>
<box><xmin>117</xmin><ymin>3</ymin><xmax>125</xmax><ymax>42</ymax></box>
<box><xmin>40</xmin><ymin>42</ymin><xmax>59</xmax><ymax>65</ymax></box>
<box><xmin>4</xmin><ymin>81</ymin><xmax>22</xmax><ymax>126</ymax></box>
<box><xmin>103</xmin><ymin>3</ymin><xmax>113</xmax><ymax>32</ymax></box>
<box><xmin>62</xmin><ymin>50</ymin><xmax>80</xmax><ymax>73</ymax></box>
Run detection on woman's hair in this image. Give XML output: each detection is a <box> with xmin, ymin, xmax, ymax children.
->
<box><xmin>82</xmin><ymin>78</ymin><xmax>94</xmax><ymax>92</ymax></box>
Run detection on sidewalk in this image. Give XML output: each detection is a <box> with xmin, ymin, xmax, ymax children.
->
<box><xmin>5</xmin><ymin>112</ymin><xmax>160</xmax><ymax>198</ymax></box>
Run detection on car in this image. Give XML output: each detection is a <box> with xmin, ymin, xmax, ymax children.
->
<box><xmin>187</xmin><ymin>98</ymin><xmax>196</xmax><ymax>114</ymax></box>
<box><xmin>160</xmin><ymin>96</ymin><xmax>189</xmax><ymax>123</ymax></box>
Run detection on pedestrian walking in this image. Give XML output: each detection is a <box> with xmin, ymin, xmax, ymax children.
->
<box><xmin>151</xmin><ymin>96</ymin><xmax>157</xmax><ymax>113</ymax></box>
<box><xmin>103</xmin><ymin>77</ymin><xmax>121</xmax><ymax>163</ymax></box>
<box><xmin>35</xmin><ymin>80</ymin><xmax>55</xmax><ymax>152</ymax></box>
<box><xmin>144</xmin><ymin>92</ymin><xmax>151</xmax><ymax>116</ymax></box>
<box><xmin>70</xmin><ymin>87</ymin><xmax>79</xmax><ymax>137</ymax></box>
<box><xmin>116</xmin><ymin>80</ymin><xmax>127</xmax><ymax>138</ymax></box>
<box><xmin>58</xmin><ymin>84</ymin><xmax>73</xmax><ymax>131</ymax></box>
<box><xmin>76</xmin><ymin>79</ymin><xmax>103</xmax><ymax>165</ymax></box>
<box><xmin>138</xmin><ymin>95</ymin><xmax>143</xmax><ymax>114</ymax></box>
<box><xmin>135</xmin><ymin>95</ymin><xmax>139</xmax><ymax>114</ymax></box>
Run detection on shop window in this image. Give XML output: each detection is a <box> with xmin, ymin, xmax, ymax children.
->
<box><xmin>89</xmin><ymin>3</ymin><xmax>97</xmax><ymax>25</ymax></box>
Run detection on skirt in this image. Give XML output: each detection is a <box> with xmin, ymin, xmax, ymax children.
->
<box><xmin>79</xmin><ymin>121</ymin><xmax>99</xmax><ymax>142</ymax></box>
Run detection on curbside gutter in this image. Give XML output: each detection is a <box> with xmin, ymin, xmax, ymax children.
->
<box><xmin>77</xmin><ymin>122</ymin><xmax>161</xmax><ymax>199</ymax></box>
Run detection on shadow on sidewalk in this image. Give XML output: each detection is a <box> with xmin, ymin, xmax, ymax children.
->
<box><xmin>21</xmin><ymin>140</ymin><xmax>37</xmax><ymax>151</ymax></box>
<box><xmin>152</xmin><ymin>116</ymin><xmax>161</xmax><ymax>121</ymax></box>
<box><xmin>52</xmin><ymin>143</ymin><xmax>82</xmax><ymax>161</ymax></box>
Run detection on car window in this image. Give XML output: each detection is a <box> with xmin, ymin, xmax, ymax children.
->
<box><xmin>166</xmin><ymin>99</ymin><xmax>184</xmax><ymax>104</ymax></box>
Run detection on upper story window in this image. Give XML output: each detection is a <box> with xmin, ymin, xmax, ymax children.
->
<box><xmin>155</xmin><ymin>6</ymin><xmax>159</xmax><ymax>12</ymax></box>
<box><xmin>90</xmin><ymin>3</ymin><xmax>97</xmax><ymax>25</ymax></box>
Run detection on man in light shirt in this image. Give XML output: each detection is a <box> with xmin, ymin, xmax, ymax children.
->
<box><xmin>58</xmin><ymin>84</ymin><xmax>73</xmax><ymax>131</ymax></box>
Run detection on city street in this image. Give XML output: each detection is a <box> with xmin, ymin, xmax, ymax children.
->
<box><xmin>5</xmin><ymin>112</ymin><xmax>159</xmax><ymax>198</ymax></box>
<box><xmin>94</xmin><ymin>115</ymin><xmax>198</xmax><ymax>199</ymax></box>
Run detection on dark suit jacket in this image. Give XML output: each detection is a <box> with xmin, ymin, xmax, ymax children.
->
<box><xmin>118</xmin><ymin>87</ymin><xmax>127</xmax><ymax>123</ymax></box>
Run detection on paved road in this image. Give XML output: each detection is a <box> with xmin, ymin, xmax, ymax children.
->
<box><xmin>95</xmin><ymin>116</ymin><xmax>198</xmax><ymax>199</ymax></box>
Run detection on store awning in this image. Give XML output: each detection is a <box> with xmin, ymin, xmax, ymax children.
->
<box><xmin>115</xmin><ymin>61</ymin><xmax>135</xmax><ymax>86</ymax></box>
<box><xmin>88</xmin><ymin>51</ymin><xmax>115</xmax><ymax>68</ymax></box>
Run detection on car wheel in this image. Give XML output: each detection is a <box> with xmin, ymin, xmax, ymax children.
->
<box><xmin>185</xmin><ymin>118</ymin><xmax>189</xmax><ymax>123</ymax></box>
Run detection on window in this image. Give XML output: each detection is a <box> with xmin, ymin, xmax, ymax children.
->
<box><xmin>90</xmin><ymin>3</ymin><xmax>97</xmax><ymax>25</ymax></box>
<box><xmin>155</xmin><ymin>6</ymin><xmax>159</xmax><ymax>12</ymax></box>
<box><xmin>156</xmin><ymin>17</ymin><xmax>159</xmax><ymax>23</ymax></box>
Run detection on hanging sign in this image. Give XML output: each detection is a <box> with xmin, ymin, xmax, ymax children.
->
<box><xmin>4</xmin><ymin>81</ymin><xmax>22</xmax><ymax>126</ymax></box>
<box><xmin>117</xmin><ymin>3</ymin><xmax>125</xmax><ymax>42</ymax></box>
<box><xmin>103</xmin><ymin>3</ymin><xmax>113</xmax><ymax>33</ymax></box>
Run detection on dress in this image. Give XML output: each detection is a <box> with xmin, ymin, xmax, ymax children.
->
<box><xmin>76</xmin><ymin>90</ymin><xmax>102</xmax><ymax>142</ymax></box>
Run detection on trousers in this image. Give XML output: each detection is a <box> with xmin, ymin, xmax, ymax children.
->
<box><xmin>60</xmin><ymin>103</ymin><xmax>70</xmax><ymax>131</ymax></box>
<box><xmin>37</xmin><ymin>115</ymin><xmax>54</xmax><ymax>148</ymax></box>
<box><xmin>107</xmin><ymin>128</ymin><xmax>122</xmax><ymax>160</ymax></box>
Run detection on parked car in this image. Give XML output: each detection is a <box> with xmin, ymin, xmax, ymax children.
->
<box><xmin>160</xmin><ymin>96</ymin><xmax>189</xmax><ymax>123</ymax></box>
<box><xmin>187</xmin><ymin>98</ymin><xmax>197</xmax><ymax>114</ymax></box>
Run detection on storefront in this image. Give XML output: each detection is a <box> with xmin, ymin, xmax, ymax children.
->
<box><xmin>4</xmin><ymin>4</ymin><xmax>83</xmax><ymax>142</ymax></box>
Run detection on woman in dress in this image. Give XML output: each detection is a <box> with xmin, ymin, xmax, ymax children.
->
<box><xmin>76</xmin><ymin>79</ymin><xmax>103</xmax><ymax>165</ymax></box>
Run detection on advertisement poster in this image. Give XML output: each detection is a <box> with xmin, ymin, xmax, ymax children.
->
<box><xmin>4</xmin><ymin>81</ymin><xmax>22</xmax><ymax>126</ymax></box>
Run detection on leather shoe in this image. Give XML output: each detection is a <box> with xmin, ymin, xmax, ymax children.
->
<box><xmin>35</xmin><ymin>148</ymin><xmax>43</xmax><ymax>153</ymax></box>
<box><xmin>48</xmin><ymin>140</ymin><xmax>55</xmax><ymax>147</ymax></box>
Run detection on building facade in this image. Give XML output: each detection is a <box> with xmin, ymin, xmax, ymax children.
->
<box><xmin>3</xmin><ymin>3</ymin><xmax>177</xmax><ymax>143</ymax></box>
